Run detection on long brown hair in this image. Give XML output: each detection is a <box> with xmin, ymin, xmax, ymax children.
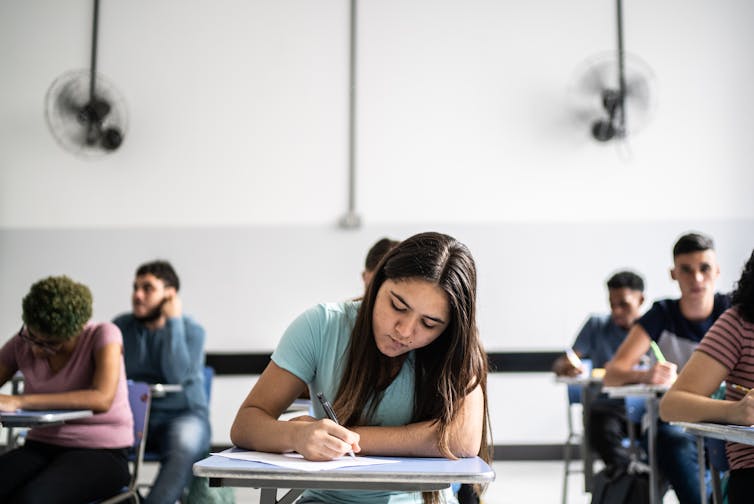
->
<box><xmin>333</xmin><ymin>232</ymin><xmax>492</xmax><ymax>502</ymax></box>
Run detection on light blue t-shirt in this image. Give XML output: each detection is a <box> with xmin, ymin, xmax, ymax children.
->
<box><xmin>271</xmin><ymin>301</ymin><xmax>458</xmax><ymax>504</ymax></box>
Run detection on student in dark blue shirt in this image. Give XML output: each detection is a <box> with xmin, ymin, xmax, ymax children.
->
<box><xmin>605</xmin><ymin>232</ymin><xmax>731</xmax><ymax>504</ymax></box>
<box><xmin>553</xmin><ymin>270</ymin><xmax>645</xmax><ymax>473</ymax></box>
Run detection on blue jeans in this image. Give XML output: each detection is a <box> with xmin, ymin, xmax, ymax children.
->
<box><xmin>144</xmin><ymin>411</ymin><xmax>211</xmax><ymax>504</ymax></box>
<box><xmin>655</xmin><ymin>421</ymin><xmax>709</xmax><ymax>504</ymax></box>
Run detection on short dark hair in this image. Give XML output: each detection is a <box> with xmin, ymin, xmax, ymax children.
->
<box><xmin>732</xmin><ymin>249</ymin><xmax>754</xmax><ymax>323</ymax></box>
<box><xmin>607</xmin><ymin>271</ymin><xmax>644</xmax><ymax>292</ymax></box>
<box><xmin>673</xmin><ymin>232</ymin><xmax>715</xmax><ymax>257</ymax></box>
<box><xmin>136</xmin><ymin>260</ymin><xmax>180</xmax><ymax>291</ymax></box>
<box><xmin>364</xmin><ymin>238</ymin><xmax>399</xmax><ymax>272</ymax></box>
<box><xmin>22</xmin><ymin>275</ymin><xmax>93</xmax><ymax>341</ymax></box>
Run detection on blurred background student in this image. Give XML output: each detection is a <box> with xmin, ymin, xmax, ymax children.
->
<box><xmin>605</xmin><ymin>232</ymin><xmax>731</xmax><ymax>504</ymax></box>
<box><xmin>361</xmin><ymin>237</ymin><xmax>399</xmax><ymax>290</ymax></box>
<box><xmin>114</xmin><ymin>260</ymin><xmax>211</xmax><ymax>504</ymax></box>
<box><xmin>0</xmin><ymin>275</ymin><xmax>133</xmax><ymax>503</ymax></box>
<box><xmin>660</xmin><ymin>249</ymin><xmax>754</xmax><ymax>504</ymax></box>
<box><xmin>552</xmin><ymin>270</ymin><xmax>645</xmax><ymax>475</ymax></box>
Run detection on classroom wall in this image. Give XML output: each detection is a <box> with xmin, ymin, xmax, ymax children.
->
<box><xmin>1</xmin><ymin>0</ymin><xmax>753</xmax><ymax>447</ymax></box>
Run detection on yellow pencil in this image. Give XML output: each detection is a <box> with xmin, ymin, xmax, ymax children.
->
<box><xmin>729</xmin><ymin>383</ymin><xmax>751</xmax><ymax>394</ymax></box>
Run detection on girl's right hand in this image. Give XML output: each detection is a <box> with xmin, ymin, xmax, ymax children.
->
<box><xmin>292</xmin><ymin>418</ymin><xmax>360</xmax><ymax>461</ymax></box>
<box><xmin>645</xmin><ymin>362</ymin><xmax>677</xmax><ymax>385</ymax></box>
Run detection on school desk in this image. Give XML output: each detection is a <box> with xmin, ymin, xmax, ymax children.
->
<box><xmin>674</xmin><ymin>421</ymin><xmax>754</xmax><ymax>504</ymax></box>
<box><xmin>193</xmin><ymin>453</ymin><xmax>495</xmax><ymax>504</ymax></box>
<box><xmin>1</xmin><ymin>409</ymin><xmax>94</xmax><ymax>451</ymax></box>
<box><xmin>556</xmin><ymin>374</ymin><xmax>603</xmax><ymax>492</ymax></box>
<box><xmin>603</xmin><ymin>384</ymin><xmax>669</xmax><ymax>504</ymax></box>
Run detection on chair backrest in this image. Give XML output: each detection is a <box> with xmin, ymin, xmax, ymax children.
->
<box><xmin>705</xmin><ymin>437</ymin><xmax>729</xmax><ymax>471</ymax></box>
<box><xmin>203</xmin><ymin>365</ymin><xmax>214</xmax><ymax>404</ymax></box>
<box><xmin>623</xmin><ymin>395</ymin><xmax>646</xmax><ymax>424</ymax></box>
<box><xmin>567</xmin><ymin>383</ymin><xmax>582</xmax><ymax>405</ymax></box>
<box><xmin>127</xmin><ymin>381</ymin><xmax>152</xmax><ymax>486</ymax></box>
<box><xmin>96</xmin><ymin>381</ymin><xmax>152</xmax><ymax>504</ymax></box>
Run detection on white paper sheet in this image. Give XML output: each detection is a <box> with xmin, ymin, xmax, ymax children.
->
<box><xmin>212</xmin><ymin>448</ymin><xmax>399</xmax><ymax>472</ymax></box>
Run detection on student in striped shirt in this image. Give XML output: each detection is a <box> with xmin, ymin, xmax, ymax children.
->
<box><xmin>660</xmin><ymin>249</ymin><xmax>754</xmax><ymax>504</ymax></box>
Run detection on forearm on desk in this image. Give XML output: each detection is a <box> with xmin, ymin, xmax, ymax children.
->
<box><xmin>603</xmin><ymin>363</ymin><xmax>649</xmax><ymax>386</ymax></box>
<box><xmin>8</xmin><ymin>388</ymin><xmax>115</xmax><ymax>412</ymax></box>
<box><xmin>354</xmin><ymin>418</ymin><xmax>482</xmax><ymax>459</ymax></box>
<box><xmin>231</xmin><ymin>407</ymin><xmax>305</xmax><ymax>453</ymax></box>
<box><xmin>659</xmin><ymin>389</ymin><xmax>737</xmax><ymax>423</ymax></box>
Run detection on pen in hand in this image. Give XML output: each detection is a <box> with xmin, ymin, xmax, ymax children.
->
<box><xmin>316</xmin><ymin>392</ymin><xmax>356</xmax><ymax>459</ymax></box>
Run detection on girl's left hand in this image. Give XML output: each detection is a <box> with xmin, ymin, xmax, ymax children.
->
<box><xmin>0</xmin><ymin>393</ymin><xmax>21</xmax><ymax>412</ymax></box>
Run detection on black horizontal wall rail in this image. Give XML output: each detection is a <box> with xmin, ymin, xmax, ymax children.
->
<box><xmin>206</xmin><ymin>351</ymin><xmax>562</xmax><ymax>376</ymax></box>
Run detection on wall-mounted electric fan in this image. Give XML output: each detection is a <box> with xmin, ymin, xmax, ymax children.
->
<box><xmin>569</xmin><ymin>0</ymin><xmax>656</xmax><ymax>143</ymax></box>
<box><xmin>44</xmin><ymin>0</ymin><xmax>127</xmax><ymax>157</ymax></box>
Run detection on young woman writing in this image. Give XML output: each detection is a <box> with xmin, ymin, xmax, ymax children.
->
<box><xmin>231</xmin><ymin>232</ymin><xmax>491</xmax><ymax>504</ymax></box>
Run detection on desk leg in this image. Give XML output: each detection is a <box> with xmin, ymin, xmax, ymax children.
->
<box><xmin>696</xmin><ymin>436</ymin><xmax>706</xmax><ymax>504</ymax></box>
<box><xmin>647</xmin><ymin>396</ymin><xmax>659</xmax><ymax>504</ymax></box>
<box><xmin>580</xmin><ymin>383</ymin><xmax>598</xmax><ymax>492</ymax></box>
<box><xmin>260</xmin><ymin>488</ymin><xmax>304</xmax><ymax>504</ymax></box>
<box><xmin>6</xmin><ymin>427</ymin><xmax>16</xmax><ymax>451</ymax></box>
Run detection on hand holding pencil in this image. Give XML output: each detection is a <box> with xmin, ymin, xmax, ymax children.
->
<box><xmin>643</xmin><ymin>340</ymin><xmax>677</xmax><ymax>385</ymax></box>
<box><xmin>726</xmin><ymin>382</ymin><xmax>754</xmax><ymax>426</ymax></box>
<box><xmin>316</xmin><ymin>392</ymin><xmax>358</xmax><ymax>459</ymax></box>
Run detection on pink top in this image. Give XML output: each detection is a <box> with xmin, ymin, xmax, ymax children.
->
<box><xmin>0</xmin><ymin>321</ymin><xmax>133</xmax><ymax>449</ymax></box>
<box><xmin>696</xmin><ymin>307</ymin><xmax>754</xmax><ymax>470</ymax></box>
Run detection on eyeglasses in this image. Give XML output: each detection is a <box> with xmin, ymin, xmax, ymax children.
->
<box><xmin>18</xmin><ymin>325</ymin><xmax>64</xmax><ymax>354</ymax></box>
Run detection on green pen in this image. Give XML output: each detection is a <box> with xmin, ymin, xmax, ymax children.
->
<box><xmin>649</xmin><ymin>341</ymin><xmax>666</xmax><ymax>363</ymax></box>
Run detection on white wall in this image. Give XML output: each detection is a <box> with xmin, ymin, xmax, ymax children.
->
<box><xmin>1</xmin><ymin>0</ymin><xmax>754</xmax><ymax>447</ymax></box>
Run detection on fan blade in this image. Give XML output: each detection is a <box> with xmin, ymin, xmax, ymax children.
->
<box><xmin>577</xmin><ymin>67</ymin><xmax>609</xmax><ymax>96</ymax></box>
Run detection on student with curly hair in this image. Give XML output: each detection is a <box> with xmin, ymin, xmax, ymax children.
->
<box><xmin>0</xmin><ymin>275</ymin><xmax>133</xmax><ymax>503</ymax></box>
<box><xmin>231</xmin><ymin>232</ymin><xmax>491</xmax><ymax>504</ymax></box>
<box><xmin>660</xmin><ymin>249</ymin><xmax>754</xmax><ymax>503</ymax></box>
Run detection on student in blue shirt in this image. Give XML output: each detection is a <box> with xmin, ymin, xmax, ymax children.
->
<box><xmin>552</xmin><ymin>270</ymin><xmax>645</xmax><ymax>473</ymax></box>
<box><xmin>231</xmin><ymin>232</ymin><xmax>491</xmax><ymax>504</ymax></box>
<box><xmin>113</xmin><ymin>260</ymin><xmax>210</xmax><ymax>504</ymax></box>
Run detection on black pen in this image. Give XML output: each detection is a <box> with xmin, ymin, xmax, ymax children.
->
<box><xmin>316</xmin><ymin>392</ymin><xmax>356</xmax><ymax>458</ymax></box>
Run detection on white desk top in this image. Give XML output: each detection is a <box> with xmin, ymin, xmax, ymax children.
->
<box><xmin>672</xmin><ymin>421</ymin><xmax>754</xmax><ymax>446</ymax></box>
<box><xmin>555</xmin><ymin>375</ymin><xmax>603</xmax><ymax>385</ymax></box>
<box><xmin>194</xmin><ymin>453</ymin><xmax>495</xmax><ymax>491</ymax></box>
<box><xmin>0</xmin><ymin>409</ymin><xmax>93</xmax><ymax>427</ymax></box>
<box><xmin>149</xmin><ymin>383</ymin><xmax>183</xmax><ymax>398</ymax></box>
<box><xmin>603</xmin><ymin>384</ymin><xmax>669</xmax><ymax>398</ymax></box>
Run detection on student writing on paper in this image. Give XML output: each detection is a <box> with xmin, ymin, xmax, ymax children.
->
<box><xmin>551</xmin><ymin>270</ymin><xmax>645</xmax><ymax>475</ymax></box>
<box><xmin>231</xmin><ymin>232</ymin><xmax>491</xmax><ymax>504</ymax></box>
<box><xmin>660</xmin><ymin>249</ymin><xmax>754</xmax><ymax>503</ymax></box>
<box><xmin>0</xmin><ymin>276</ymin><xmax>133</xmax><ymax>503</ymax></box>
<box><xmin>604</xmin><ymin>232</ymin><xmax>731</xmax><ymax>504</ymax></box>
